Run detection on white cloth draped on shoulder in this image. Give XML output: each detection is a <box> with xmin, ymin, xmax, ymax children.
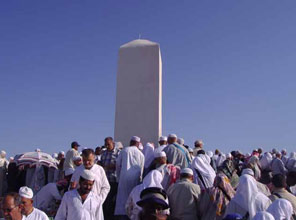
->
<box><xmin>252</xmin><ymin>211</ymin><xmax>275</xmax><ymax>220</ymax></box>
<box><xmin>266</xmin><ymin>198</ymin><xmax>293</xmax><ymax>220</ymax></box>
<box><xmin>142</xmin><ymin>143</ymin><xmax>155</xmax><ymax>169</ymax></box>
<box><xmin>225</xmin><ymin>174</ymin><xmax>271</xmax><ymax>219</ymax></box>
<box><xmin>191</xmin><ymin>154</ymin><xmax>216</xmax><ymax>189</ymax></box>
<box><xmin>126</xmin><ymin>170</ymin><xmax>164</xmax><ymax>220</ymax></box>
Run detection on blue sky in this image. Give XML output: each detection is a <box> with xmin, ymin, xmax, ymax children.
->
<box><xmin>1</xmin><ymin>1</ymin><xmax>296</xmax><ymax>157</ymax></box>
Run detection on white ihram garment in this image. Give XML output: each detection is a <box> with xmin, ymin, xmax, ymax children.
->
<box><xmin>126</xmin><ymin>170</ymin><xmax>164</xmax><ymax>220</ymax></box>
<box><xmin>191</xmin><ymin>154</ymin><xmax>216</xmax><ymax>189</ymax></box>
<box><xmin>252</xmin><ymin>211</ymin><xmax>275</xmax><ymax>220</ymax></box>
<box><xmin>115</xmin><ymin>146</ymin><xmax>145</xmax><ymax>215</ymax></box>
<box><xmin>266</xmin><ymin>198</ymin><xmax>293</xmax><ymax>220</ymax></box>
<box><xmin>225</xmin><ymin>174</ymin><xmax>271</xmax><ymax>219</ymax></box>
<box><xmin>142</xmin><ymin>143</ymin><xmax>155</xmax><ymax>169</ymax></box>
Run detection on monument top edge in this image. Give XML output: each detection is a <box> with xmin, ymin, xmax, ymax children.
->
<box><xmin>120</xmin><ymin>39</ymin><xmax>159</xmax><ymax>48</ymax></box>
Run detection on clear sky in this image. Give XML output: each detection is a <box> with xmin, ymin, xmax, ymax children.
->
<box><xmin>1</xmin><ymin>0</ymin><xmax>296</xmax><ymax>157</ymax></box>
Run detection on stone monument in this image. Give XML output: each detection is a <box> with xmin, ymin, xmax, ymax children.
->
<box><xmin>114</xmin><ymin>39</ymin><xmax>162</xmax><ymax>147</ymax></box>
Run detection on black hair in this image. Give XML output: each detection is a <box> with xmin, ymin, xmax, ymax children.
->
<box><xmin>272</xmin><ymin>174</ymin><xmax>286</xmax><ymax>188</ymax></box>
<box><xmin>197</xmin><ymin>150</ymin><xmax>205</xmax><ymax>155</ymax></box>
<box><xmin>82</xmin><ymin>148</ymin><xmax>95</xmax><ymax>157</ymax></box>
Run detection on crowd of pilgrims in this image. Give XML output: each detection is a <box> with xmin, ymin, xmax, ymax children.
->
<box><xmin>0</xmin><ymin>134</ymin><xmax>296</xmax><ymax>220</ymax></box>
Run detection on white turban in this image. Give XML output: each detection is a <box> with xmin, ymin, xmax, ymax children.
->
<box><xmin>159</xmin><ymin>136</ymin><xmax>167</xmax><ymax>141</ymax></box>
<box><xmin>73</xmin><ymin>156</ymin><xmax>82</xmax><ymax>161</ymax></box>
<box><xmin>168</xmin><ymin>134</ymin><xmax>177</xmax><ymax>139</ymax></box>
<box><xmin>59</xmin><ymin>151</ymin><xmax>65</xmax><ymax>155</ymax></box>
<box><xmin>177</xmin><ymin>138</ymin><xmax>184</xmax><ymax>145</ymax></box>
<box><xmin>180</xmin><ymin>168</ymin><xmax>193</xmax><ymax>176</ymax></box>
<box><xmin>80</xmin><ymin>169</ymin><xmax>95</xmax><ymax>181</ymax></box>
<box><xmin>154</xmin><ymin>151</ymin><xmax>166</xmax><ymax>159</ymax></box>
<box><xmin>65</xmin><ymin>168</ymin><xmax>75</xmax><ymax>176</ymax></box>
<box><xmin>131</xmin><ymin>136</ymin><xmax>141</xmax><ymax>142</ymax></box>
<box><xmin>19</xmin><ymin>186</ymin><xmax>33</xmax><ymax>199</ymax></box>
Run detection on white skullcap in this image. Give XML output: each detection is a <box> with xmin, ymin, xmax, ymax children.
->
<box><xmin>168</xmin><ymin>134</ymin><xmax>177</xmax><ymax>138</ymax></box>
<box><xmin>242</xmin><ymin>168</ymin><xmax>254</xmax><ymax>176</ymax></box>
<box><xmin>131</xmin><ymin>136</ymin><xmax>141</xmax><ymax>142</ymax></box>
<box><xmin>180</xmin><ymin>168</ymin><xmax>193</xmax><ymax>176</ymax></box>
<box><xmin>52</xmin><ymin>153</ymin><xmax>58</xmax><ymax>158</ymax></box>
<box><xmin>9</xmin><ymin>157</ymin><xmax>14</xmax><ymax>161</ymax></box>
<box><xmin>154</xmin><ymin>151</ymin><xmax>166</xmax><ymax>158</ymax></box>
<box><xmin>159</xmin><ymin>136</ymin><xmax>167</xmax><ymax>141</ymax></box>
<box><xmin>35</xmin><ymin>148</ymin><xmax>41</xmax><ymax>152</ymax></box>
<box><xmin>0</xmin><ymin>150</ymin><xmax>6</xmax><ymax>158</ymax></box>
<box><xmin>65</xmin><ymin>168</ymin><xmax>75</xmax><ymax>176</ymax></box>
<box><xmin>80</xmin><ymin>169</ymin><xmax>95</xmax><ymax>181</ymax></box>
<box><xmin>194</xmin><ymin>140</ymin><xmax>203</xmax><ymax>145</ymax></box>
<box><xmin>73</xmin><ymin>156</ymin><xmax>82</xmax><ymax>161</ymax></box>
<box><xmin>177</xmin><ymin>138</ymin><xmax>184</xmax><ymax>145</ymax></box>
<box><xmin>19</xmin><ymin>186</ymin><xmax>33</xmax><ymax>199</ymax></box>
<box><xmin>226</xmin><ymin>153</ymin><xmax>232</xmax><ymax>159</ymax></box>
<box><xmin>59</xmin><ymin>151</ymin><xmax>65</xmax><ymax>155</ymax></box>
<box><xmin>188</xmin><ymin>148</ymin><xmax>193</xmax><ymax>153</ymax></box>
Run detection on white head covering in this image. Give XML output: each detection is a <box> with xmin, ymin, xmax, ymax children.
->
<box><xmin>52</xmin><ymin>153</ymin><xmax>58</xmax><ymax>159</ymax></box>
<box><xmin>233</xmin><ymin>174</ymin><xmax>271</xmax><ymax>219</ymax></box>
<box><xmin>59</xmin><ymin>151</ymin><xmax>65</xmax><ymax>155</ymax></box>
<box><xmin>216</xmin><ymin>153</ymin><xmax>226</xmax><ymax>167</ymax></box>
<box><xmin>267</xmin><ymin>199</ymin><xmax>293</xmax><ymax>220</ymax></box>
<box><xmin>191</xmin><ymin>154</ymin><xmax>216</xmax><ymax>189</ymax></box>
<box><xmin>115</xmin><ymin>142</ymin><xmax>123</xmax><ymax>149</ymax></box>
<box><xmin>9</xmin><ymin>157</ymin><xmax>14</xmax><ymax>162</ymax></box>
<box><xmin>168</xmin><ymin>134</ymin><xmax>177</xmax><ymax>139</ymax></box>
<box><xmin>260</xmin><ymin>152</ymin><xmax>273</xmax><ymax>170</ymax></box>
<box><xmin>154</xmin><ymin>151</ymin><xmax>166</xmax><ymax>158</ymax></box>
<box><xmin>129</xmin><ymin>169</ymin><xmax>164</xmax><ymax>216</ymax></box>
<box><xmin>0</xmin><ymin>150</ymin><xmax>6</xmax><ymax>158</ymax></box>
<box><xmin>188</xmin><ymin>148</ymin><xmax>194</xmax><ymax>153</ymax></box>
<box><xmin>289</xmin><ymin>152</ymin><xmax>296</xmax><ymax>159</ymax></box>
<box><xmin>73</xmin><ymin>156</ymin><xmax>82</xmax><ymax>161</ymax></box>
<box><xmin>143</xmin><ymin>170</ymin><xmax>163</xmax><ymax>188</ymax></box>
<box><xmin>252</xmin><ymin>211</ymin><xmax>275</xmax><ymax>220</ymax></box>
<box><xmin>80</xmin><ymin>169</ymin><xmax>95</xmax><ymax>181</ymax></box>
<box><xmin>242</xmin><ymin>168</ymin><xmax>255</xmax><ymax>176</ymax></box>
<box><xmin>143</xmin><ymin>143</ymin><xmax>155</xmax><ymax>169</ymax></box>
<box><xmin>19</xmin><ymin>186</ymin><xmax>33</xmax><ymax>199</ymax></box>
<box><xmin>226</xmin><ymin>153</ymin><xmax>232</xmax><ymax>159</ymax></box>
<box><xmin>159</xmin><ymin>136</ymin><xmax>167</xmax><ymax>141</ymax></box>
<box><xmin>65</xmin><ymin>168</ymin><xmax>75</xmax><ymax>176</ymax></box>
<box><xmin>131</xmin><ymin>136</ymin><xmax>141</xmax><ymax>142</ymax></box>
<box><xmin>35</xmin><ymin>148</ymin><xmax>41</xmax><ymax>152</ymax></box>
<box><xmin>206</xmin><ymin>151</ymin><xmax>213</xmax><ymax>158</ymax></box>
<box><xmin>181</xmin><ymin>168</ymin><xmax>193</xmax><ymax>176</ymax></box>
<box><xmin>177</xmin><ymin>138</ymin><xmax>184</xmax><ymax>145</ymax></box>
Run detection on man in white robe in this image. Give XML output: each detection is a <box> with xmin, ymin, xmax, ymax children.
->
<box><xmin>115</xmin><ymin>136</ymin><xmax>145</xmax><ymax>217</ymax></box>
<box><xmin>63</xmin><ymin>141</ymin><xmax>80</xmax><ymax>171</ymax></box>
<box><xmin>154</xmin><ymin>136</ymin><xmax>167</xmax><ymax>154</ymax></box>
<box><xmin>55</xmin><ymin>170</ymin><xmax>103</xmax><ymax>220</ymax></box>
<box><xmin>70</xmin><ymin>148</ymin><xmax>110</xmax><ymax>219</ymax></box>
<box><xmin>19</xmin><ymin>186</ymin><xmax>49</xmax><ymax>220</ymax></box>
<box><xmin>33</xmin><ymin>181</ymin><xmax>67</xmax><ymax>215</ymax></box>
<box><xmin>191</xmin><ymin>150</ymin><xmax>216</xmax><ymax>190</ymax></box>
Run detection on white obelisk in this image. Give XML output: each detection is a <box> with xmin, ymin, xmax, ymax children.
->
<box><xmin>114</xmin><ymin>39</ymin><xmax>162</xmax><ymax>147</ymax></box>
